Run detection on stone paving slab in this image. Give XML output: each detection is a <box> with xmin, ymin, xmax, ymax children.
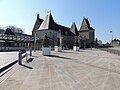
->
<box><xmin>0</xmin><ymin>49</ymin><xmax>120</xmax><ymax>90</ymax></box>
<box><xmin>109</xmin><ymin>47</ymin><xmax>120</xmax><ymax>51</ymax></box>
<box><xmin>99</xmin><ymin>48</ymin><xmax>120</xmax><ymax>56</ymax></box>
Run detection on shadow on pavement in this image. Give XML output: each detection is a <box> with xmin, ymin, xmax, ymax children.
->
<box><xmin>26</xmin><ymin>58</ymin><xmax>34</xmax><ymax>63</ymax></box>
<box><xmin>60</xmin><ymin>50</ymin><xmax>86</xmax><ymax>53</ymax></box>
<box><xmin>47</xmin><ymin>55</ymin><xmax>76</xmax><ymax>60</ymax></box>
<box><xmin>60</xmin><ymin>51</ymin><xmax>73</xmax><ymax>53</ymax></box>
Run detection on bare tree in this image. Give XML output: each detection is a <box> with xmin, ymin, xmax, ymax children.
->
<box><xmin>6</xmin><ymin>25</ymin><xmax>24</xmax><ymax>34</ymax></box>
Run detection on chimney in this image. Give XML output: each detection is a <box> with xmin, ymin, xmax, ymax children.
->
<box><xmin>37</xmin><ymin>14</ymin><xmax>39</xmax><ymax>19</ymax></box>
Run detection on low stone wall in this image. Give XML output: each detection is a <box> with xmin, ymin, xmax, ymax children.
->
<box><xmin>99</xmin><ymin>48</ymin><xmax>120</xmax><ymax>56</ymax></box>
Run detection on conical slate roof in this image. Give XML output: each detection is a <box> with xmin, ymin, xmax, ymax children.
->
<box><xmin>80</xmin><ymin>17</ymin><xmax>94</xmax><ymax>31</ymax></box>
<box><xmin>38</xmin><ymin>12</ymin><xmax>55</xmax><ymax>30</ymax></box>
<box><xmin>70</xmin><ymin>22</ymin><xmax>79</xmax><ymax>36</ymax></box>
<box><xmin>4</xmin><ymin>28</ymin><xmax>15</xmax><ymax>35</ymax></box>
<box><xmin>36</xmin><ymin>12</ymin><xmax>84</xmax><ymax>36</ymax></box>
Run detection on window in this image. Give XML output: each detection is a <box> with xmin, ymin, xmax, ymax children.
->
<box><xmin>50</xmin><ymin>32</ymin><xmax>51</xmax><ymax>37</ymax></box>
<box><xmin>56</xmin><ymin>32</ymin><xmax>57</xmax><ymax>37</ymax></box>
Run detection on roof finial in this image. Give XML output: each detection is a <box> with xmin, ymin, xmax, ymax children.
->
<box><xmin>47</xmin><ymin>10</ymin><xmax>51</xmax><ymax>14</ymax></box>
<box><xmin>37</xmin><ymin>14</ymin><xmax>39</xmax><ymax>19</ymax></box>
<box><xmin>72</xmin><ymin>22</ymin><xmax>75</xmax><ymax>24</ymax></box>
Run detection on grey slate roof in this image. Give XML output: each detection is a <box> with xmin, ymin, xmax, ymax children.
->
<box><xmin>4</xmin><ymin>28</ymin><xmax>15</xmax><ymax>35</ymax></box>
<box><xmin>37</xmin><ymin>12</ymin><xmax>76</xmax><ymax>36</ymax></box>
<box><xmin>55</xmin><ymin>23</ymin><xmax>74</xmax><ymax>36</ymax></box>
<box><xmin>38</xmin><ymin>12</ymin><xmax>55</xmax><ymax>30</ymax></box>
<box><xmin>112</xmin><ymin>39</ymin><xmax>120</xmax><ymax>42</ymax></box>
<box><xmin>33</xmin><ymin>14</ymin><xmax>43</xmax><ymax>31</ymax></box>
<box><xmin>70</xmin><ymin>22</ymin><xmax>79</xmax><ymax>36</ymax></box>
<box><xmin>0</xmin><ymin>28</ymin><xmax>32</xmax><ymax>37</ymax></box>
<box><xmin>80</xmin><ymin>17</ymin><xmax>94</xmax><ymax>31</ymax></box>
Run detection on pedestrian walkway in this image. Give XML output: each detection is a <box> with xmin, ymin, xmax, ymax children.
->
<box><xmin>110</xmin><ymin>47</ymin><xmax>120</xmax><ymax>51</ymax></box>
<box><xmin>0</xmin><ymin>49</ymin><xmax>120</xmax><ymax>90</ymax></box>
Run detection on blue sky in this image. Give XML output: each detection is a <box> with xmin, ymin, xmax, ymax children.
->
<box><xmin>0</xmin><ymin>0</ymin><xmax>120</xmax><ymax>43</ymax></box>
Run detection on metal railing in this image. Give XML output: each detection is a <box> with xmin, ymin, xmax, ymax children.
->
<box><xmin>0</xmin><ymin>34</ymin><xmax>35</xmax><ymax>41</ymax></box>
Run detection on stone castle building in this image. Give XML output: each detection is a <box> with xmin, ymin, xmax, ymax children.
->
<box><xmin>111</xmin><ymin>39</ymin><xmax>120</xmax><ymax>47</ymax></box>
<box><xmin>32</xmin><ymin>12</ymin><xmax>95</xmax><ymax>49</ymax></box>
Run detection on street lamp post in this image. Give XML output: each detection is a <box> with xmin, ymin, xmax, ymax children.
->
<box><xmin>110</xmin><ymin>31</ymin><xmax>113</xmax><ymax>47</ymax></box>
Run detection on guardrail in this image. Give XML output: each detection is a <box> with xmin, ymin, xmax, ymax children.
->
<box><xmin>18</xmin><ymin>48</ymin><xmax>32</xmax><ymax>65</ymax></box>
<box><xmin>0</xmin><ymin>48</ymin><xmax>32</xmax><ymax>77</ymax></box>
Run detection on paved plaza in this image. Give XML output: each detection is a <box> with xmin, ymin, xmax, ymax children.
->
<box><xmin>0</xmin><ymin>49</ymin><xmax>120</xmax><ymax>90</ymax></box>
<box><xmin>110</xmin><ymin>47</ymin><xmax>120</xmax><ymax>51</ymax></box>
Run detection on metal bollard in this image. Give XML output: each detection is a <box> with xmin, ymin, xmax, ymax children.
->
<box><xmin>18</xmin><ymin>50</ymin><xmax>22</xmax><ymax>65</ymax></box>
<box><xmin>30</xmin><ymin>47</ymin><xmax>32</xmax><ymax>57</ymax></box>
<box><xmin>26</xmin><ymin>52</ymin><xmax>28</xmax><ymax>61</ymax></box>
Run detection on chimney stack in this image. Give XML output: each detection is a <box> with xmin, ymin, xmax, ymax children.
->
<box><xmin>37</xmin><ymin>14</ymin><xmax>39</xmax><ymax>19</ymax></box>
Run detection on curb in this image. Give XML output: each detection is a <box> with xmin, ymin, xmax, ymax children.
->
<box><xmin>0</xmin><ymin>60</ymin><xmax>18</xmax><ymax>77</ymax></box>
<box><xmin>0</xmin><ymin>53</ymin><xmax>27</xmax><ymax>77</ymax></box>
